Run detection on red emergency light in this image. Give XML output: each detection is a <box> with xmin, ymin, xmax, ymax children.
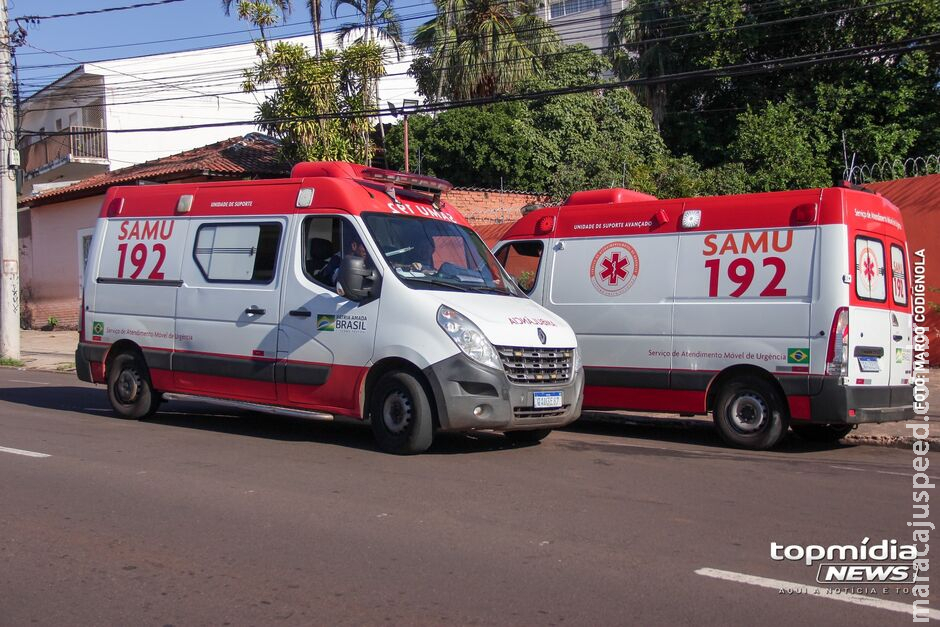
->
<box><xmin>361</xmin><ymin>168</ymin><xmax>453</xmax><ymax>193</ymax></box>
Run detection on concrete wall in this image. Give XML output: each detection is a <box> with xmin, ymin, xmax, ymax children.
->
<box><xmin>21</xmin><ymin>196</ymin><xmax>103</xmax><ymax>328</ymax></box>
<box><xmin>98</xmin><ymin>35</ymin><xmax>419</xmax><ymax>171</ymax></box>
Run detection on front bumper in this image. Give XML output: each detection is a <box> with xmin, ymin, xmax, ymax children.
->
<box><xmin>423</xmin><ymin>352</ymin><xmax>583</xmax><ymax>432</ymax></box>
<box><xmin>809</xmin><ymin>377</ymin><xmax>914</xmax><ymax>424</ymax></box>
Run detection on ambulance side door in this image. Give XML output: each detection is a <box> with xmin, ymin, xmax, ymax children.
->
<box><xmin>277</xmin><ymin>214</ymin><xmax>380</xmax><ymax>417</ymax></box>
<box><xmin>173</xmin><ymin>218</ymin><xmax>286</xmax><ymax>403</ymax></box>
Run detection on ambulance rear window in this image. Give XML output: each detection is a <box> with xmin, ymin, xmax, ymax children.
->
<box><xmin>890</xmin><ymin>244</ymin><xmax>908</xmax><ymax>306</ymax></box>
<box><xmin>194</xmin><ymin>222</ymin><xmax>282</xmax><ymax>283</ymax></box>
<box><xmin>854</xmin><ymin>236</ymin><xmax>886</xmax><ymax>303</ymax></box>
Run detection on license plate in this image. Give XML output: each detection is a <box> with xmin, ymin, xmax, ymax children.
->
<box><xmin>533</xmin><ymin>391</ymin><xmax>563</xmax><ymax>408</ymax></box>
<box><xmin>858</xmin><ymin>356</ymin><xmax>880</xmax><ymax>373</ymax></box>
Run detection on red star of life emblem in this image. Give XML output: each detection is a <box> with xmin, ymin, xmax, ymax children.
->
<box><xmin>863</xmin><ymin>253</ymin><xmax>876</xmax><ymax>283</ymax></box>
<box><xmin>590</xmin><ymin>241</ymin><xmax>640</xmax><ymax>297</ymax></box>
<box><xmin>601</xmin><ymin>252</ymin><xmax>629</xmax><ymax>286</ymax></box>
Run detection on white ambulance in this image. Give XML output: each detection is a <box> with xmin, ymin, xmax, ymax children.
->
<box><xmin>76</xmin><ymin>162</ymin><xmax>583</xmax><ymax>454</ymax></box>
<box><xmin>494</xmin><ymin>184</ymin><xmax>914</xmax><ymax>450</ymax></box>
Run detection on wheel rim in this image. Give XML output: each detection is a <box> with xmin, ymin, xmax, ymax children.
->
<box><xmin>382</xmin><ymin>389</ymin><xmax>413</xmax><ymax>435</ymax></box>
<box><xmin>728</xmin><ymin>392</ymin><xmax>768</xmax><ymax>434</ymax></box>
<box><xmin>115</xmin><ymin>368</ymin><xmax>141</xmax><ymax>404</ymax></box>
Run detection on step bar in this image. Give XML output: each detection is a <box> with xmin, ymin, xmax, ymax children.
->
<box><xmin>161</xmin><ymin>393</ymin><xmax>335</xmax><ymax>422</ymax></box>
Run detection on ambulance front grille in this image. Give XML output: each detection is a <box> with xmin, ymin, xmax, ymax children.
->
<box><xmin>495</xmin><ymin>346</ymin><xmax>574</xmax><ymax>384</ymax></box>
<box><xmin>513</xmin><ymin>405</ymin><xmax>571</xmax><ymax>420</ymax></box>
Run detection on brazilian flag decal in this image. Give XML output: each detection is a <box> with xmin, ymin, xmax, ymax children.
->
<box><xmin>316</xmin><ymin>314</ymin><xmax>335</xmax><ymax>332</ymax></box>
<box><xmin>787</xmin><ymin>348</ymin><xmax>810</xmax><ymax>364</ymax></box>
<box><xmin>92</xmin><ymin>321</ymin><xmax>104</xmax><ymax>336</ymax></box>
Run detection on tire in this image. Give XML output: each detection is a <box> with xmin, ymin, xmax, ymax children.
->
<box><xmin>505</xmin><ymin>429</ymin><xmax>552</xmax><ymax>444</ymax></box>
<box><xmin>107</xmin><ymin>352</ymin><xmax>161</xmax><ymax>420</ymax></box>
<box><xmin>370</xmin><ymin>371</ymin><xmax>434</xmax><ymax>454</ymax></box>
<box><xmin>792</xmin><ymin>424</ymin><xmax>853</xmax><ymax>443</ymax></box>
<box><xmin>713</xmin><ymin>375</ymin><xmax>788</xmax><ymax>450</ymax></box>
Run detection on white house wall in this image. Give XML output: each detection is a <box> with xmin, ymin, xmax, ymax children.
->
<box><xmin>95</xmin><ymin>34</ymin><xmax>419</xmax><ymax>170</ymax></box>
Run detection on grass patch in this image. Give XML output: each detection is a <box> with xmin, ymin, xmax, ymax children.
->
<box><xmin>0</xmin><ymin>357</ymin><xmax>25</xmax><ymax>367</ymax></box>
<box><xmin>56</xmin><ymin>362</ymin><xmax>76</xmax><ymax>372</ymax></box>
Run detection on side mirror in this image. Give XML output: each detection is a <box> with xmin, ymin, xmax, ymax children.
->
<box><xmin>338</xmin><ymin>255</ymin><xmax>381</xmax><ymax>302</ymax></box>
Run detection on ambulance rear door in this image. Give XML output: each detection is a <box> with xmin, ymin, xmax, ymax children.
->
<box><xmin>849</xmin><ymin>233</ymin><xmax>891</xmax><ymax>386</ymax></box>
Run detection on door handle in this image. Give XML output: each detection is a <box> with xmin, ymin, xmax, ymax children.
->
<box><xmin>244</xmin><ymin>306</ymin><xmax>266</xmax><ymax>316</ymax></box>
<box><xmin>893</xmin><ymin>334</ymin><xmax>903</xmax><ymax>342</ymax></box>
<box><xmin>289</xmin><ymin>309</ymin><xmax>312</xmax><ymax>318</ymax></box>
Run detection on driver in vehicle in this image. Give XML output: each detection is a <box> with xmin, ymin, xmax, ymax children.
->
<box><xmin>317</xmin><ymin>231</ymin><xmax>368</xmax><ymax>287</ymax></box>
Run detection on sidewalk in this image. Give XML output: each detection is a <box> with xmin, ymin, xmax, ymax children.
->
<box><xmin>9</xmin><ymin>329</ymin><xmax>938</xmax><ymax>447</ymax></box>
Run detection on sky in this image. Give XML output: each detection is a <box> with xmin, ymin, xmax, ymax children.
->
<box><xmin>12</xmin><ymin>0</ymin><xmax>436</xmax><ymax>98</ymax></box>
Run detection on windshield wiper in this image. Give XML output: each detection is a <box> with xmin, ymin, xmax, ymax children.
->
<box><xmin>401</xmin><ymin>276</ymin><xmax>472</xmax><ymax>292</ymax></box>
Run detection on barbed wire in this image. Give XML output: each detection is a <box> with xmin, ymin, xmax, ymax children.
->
<box><xmin>844</xmin><ymin>154</ymin><xmax>940</xmax><ymax>183</ymax></box>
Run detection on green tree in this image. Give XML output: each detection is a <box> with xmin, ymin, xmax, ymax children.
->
<box><xmin>236</xmin><ymin>0</ymin><xmax>385</xmax><ymax>163</ymax></box>
<box><xmin>411</xmin><ymin>0</ymin><xmax>560</xmax><ymax>101</ymax></box>
<box><xmin>606</xmin><ymin>0</ymin><xmax>675</xmax><ymax>129</ymax></box>
<box><xmin>223</xmin><ymin>0</ymin><xmax>325</xmax><ymax>56</ymax></box>
<box><xmin>730</xmin><ymin>98</ymin><xmax>831</xmax><ymax>191</ymax></box>
<box><xmin>656</xmin><ymin>0</ymin><xmax>939</xmax><ymax>177</ymax></box>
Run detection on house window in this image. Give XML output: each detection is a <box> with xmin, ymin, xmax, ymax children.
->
<box><xmin>193</xmin><ymin>222</ymin><xmax>282</xmax><ymax>283</ymax></box>
<box><xmin>550</xmin><ymin>0</ymin><xmax>604</xmax><ymax>19</ymax></box>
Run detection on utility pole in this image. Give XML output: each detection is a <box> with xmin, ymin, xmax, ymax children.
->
<box><xmin>0</xmin><ymin>0</ymin><xmax>20</xmax><ymax>359</ymax></box>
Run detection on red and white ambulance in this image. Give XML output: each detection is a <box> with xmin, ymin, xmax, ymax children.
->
<box><xmin>76</xmin><ymin>162</ymin><xmax>583</xmax><ymax>454</ymax></box>
<box><xmin>494</xmin><ymin>184</ymin><xmax>914</xmax><ymax>449</ymax></box>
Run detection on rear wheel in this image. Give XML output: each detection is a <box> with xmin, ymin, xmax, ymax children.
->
<box><xmin>505</xmin><ymin>429</ymin><xmax>552</xmax><ymax>444</ymax></box>
<box><xmin>107</xmin><ymin>352</ymin><xmax>160</xmax><ymax>419</ymax></box>
<box><xmin>713</xmin><ymin>376</ymin><xmax>788</xmax><ymax>450</ymax></box>
<box><xmin>792</xmin><ymin>424</ymin><xmax>853</xmax><ymax>443</ymax></box>
<box><xmin>370</xmin><ymin>371</ymin><xmax>434</xmax><ymax>454</ymax></box>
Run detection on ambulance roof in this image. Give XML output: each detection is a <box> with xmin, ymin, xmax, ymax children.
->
<box><xmin>99</xmin><ymin>161</ymin><xmax>470</xmax><ymax>227</ymax></box>
<box><xmin>499</xmin><ymin>185</ymin><xmax>906</xmax><ymax>242</ymax></box>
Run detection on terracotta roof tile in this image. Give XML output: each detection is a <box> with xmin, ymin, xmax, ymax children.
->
<box><xmin>21</xmin><ymin>133</ymin><xmax>288</xmax><ymax>208</ymax></box>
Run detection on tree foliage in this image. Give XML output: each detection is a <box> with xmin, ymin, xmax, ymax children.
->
<box><xmin>236</xmin><ymin>0</ymin><xmax>386</xmax><ymax>163</ymax></box>
<box><xmin>411</xmin><ymin>0</ymin><xmax>560</xmax><ymax>101</ymax></box>
<box><xmin>609</xmin><ymin>0</ymin><xmax>940</xmax><ymax>186</ymax></box>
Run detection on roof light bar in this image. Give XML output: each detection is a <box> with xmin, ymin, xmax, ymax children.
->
<box><xmin>361</xmin><ymin>167</ymin><xmax>453</xmax><ymax>193</ymax></box>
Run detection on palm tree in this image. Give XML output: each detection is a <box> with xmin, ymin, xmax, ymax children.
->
<box><xmin>412</xmin><ymin>0</ymin><xmax>559</xmax><ymax>101</ymax></box>
<box><xmin>332</xmin><ymin>0</ymin><xmax>405</xmax><ymax>160</ymax></box>
<box><xmin>607</xmin><ymin>0</ymin><xmax>673</xmax><ymax>130</ymax></box>
<box><xmin>332</xmin><ymin>0</ymin><xmax>405</xmax><ymax>57</ymax></box>
<box><xmin>222</xmin><ymin>0</ymin><xmax>325</xmax><ymax>57</ymax></box>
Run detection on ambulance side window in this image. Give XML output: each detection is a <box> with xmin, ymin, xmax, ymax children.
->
<box><xmin>193</xmin><ymin>222</ymin><xmax>282</xmax><ymax>283</ymax></box>
<box><xmin>890</xmin><ymin>244</ymin><xmax>908</xmax><ymax>306</ymax></box>
<box><xmin>495</xmin><ymin>241</ymin><xmax>543</xmax><ymax>295</ymax></box>
<box><xmin>854</xmin><ymin>236</ymin><xmax>886</xmax><ymax>302</ymax></box>
<box><xmin>302</xmin><ymin>216</ymin><xmax>368</xmax><ymax>292</ymax></box>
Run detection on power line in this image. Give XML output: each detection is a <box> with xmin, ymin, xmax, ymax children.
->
<box><xmin>19</xmin><ymin>33</ymin><xmax>938</xmax><ymax>137</ymax></box>
<box><xmin>18</xmin><ymin>0</ymin><xmax>909</xmax><ymax>106</ymax></box>
<box><xmin>13</xmin><ymin>0</ymin><xmax>188</xmax><ymax>24</ymax></box>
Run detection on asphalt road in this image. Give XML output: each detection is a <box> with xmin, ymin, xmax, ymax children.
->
<box><xmin>0</xmin><ymin>368</ymin><xmax>935</xmax><ymax>626</ymax></box>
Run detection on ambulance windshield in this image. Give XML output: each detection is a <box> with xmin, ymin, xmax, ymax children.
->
<box><xmin>363</xmin><ymin>213</ymin><xmax>523</xmax><ymax>297</ymax></box>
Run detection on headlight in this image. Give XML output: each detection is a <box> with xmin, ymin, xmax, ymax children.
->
<box><xmin>437</xmin><ymin>305</ymin><xmax>502</xmax><ymax>370</ymax></box>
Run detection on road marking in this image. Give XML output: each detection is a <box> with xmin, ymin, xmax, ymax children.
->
<box><xmin>8</xmin><ymin>379</ymin><xmax>50</xmax><ymax>385</ymax></box>
<box><xmin>696</xmin><ymin>567</ymin><xmax>940</xmax><ymax>619</ymax></box>
<box><xmin>830</xmin><ymin>465</ymin><xmax>939</xmax><ymax>482</ymax></box>
<box><xmin>0</xmin><ymin>446</ymin><xmax>50</xmax><ymax>458</ymax></box>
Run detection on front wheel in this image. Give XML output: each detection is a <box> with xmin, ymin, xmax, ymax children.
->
<box><xmin>370</xmin><ymin>371</ymin><xmax>434</xmax><ymax>454</ymax></box>
<box><xmin>792</xmin><ymin>424</ymin><xmax>853</xmax><ymax>443</ymax></box>
<box><xmin>713</xmin><ymin>376</ymin><xmax>788</xmax><ymax>450</ymax></box>
<box><xmin>107</xmin><ymin>352</ymin><xmax>161</xmax><ymax>419</ymax></box>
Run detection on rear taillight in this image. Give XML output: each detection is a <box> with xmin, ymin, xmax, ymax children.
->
<box><xmin>826</xmin><ymin>307</ymin><xmax>849</xmax><ymax>376</ymax></box>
